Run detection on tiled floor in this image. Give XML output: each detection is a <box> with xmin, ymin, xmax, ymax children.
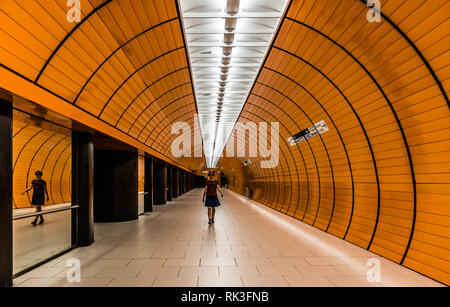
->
<box><xmin>13</xmin><ymin>189</ymin><xmax>444</xmax><ymax>287</ymax></box>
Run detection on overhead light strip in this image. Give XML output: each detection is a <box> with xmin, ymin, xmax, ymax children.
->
<box><xmin>180</xmin><ymin>0</ymin><xmax>289</xmax><ymax>168</ymax></box>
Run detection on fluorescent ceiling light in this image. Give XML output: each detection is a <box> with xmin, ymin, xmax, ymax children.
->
<box><xmin>180</xmin><ymin>0</ymin><xmax>289</xmax><ymax>168</ymax></box>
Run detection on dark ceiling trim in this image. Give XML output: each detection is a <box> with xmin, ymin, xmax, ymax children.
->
<box><xmin>225</xmin><ymin>111</ymin><xmax>285</xmax><ymax>211</ymax></box>
<box><xmin>359</xmin><ymin>0</ymin><xmax>449</xmax><ymax>109</ymax></box>
<box><xmin>73</xmin><ymin>17</ymin><xmax>178</xmax><ymax>104</ymax></box>
<box><xmin>242</xmin><ymin>101</ymin><xmax>307</xmax><ymax>218</ymax></box>
<box><xmin>97</xmin><ymin>46</ymin><xmax>185</xmax><ymax>118</ymax></box>
<box><xmin>125</xmin><ymin>81</ymin><xmax>191</xmax><ymax>133</ymax></box>
<box><xmin>116</xmin><ymin>68</ymin><xmax>189</xmax><ymax>127</ymax></box>
<box><xmin>273</xmin><ymin>45</ymin><xmax>381</xmax><ymax>250</ymax></box>
<box><xmin>35</xmin><ymin>0</ymin><xmax>114</xmax><ymax>83</ymax></box>
<box><xmin>247</xmin><ymin>92</ymin><xmax>321</xmax><ymax>222</ymax></box>
<box><xmin>282</xmin><ymin>14</ymin><xmax>418</xmax><ymax>256</ymax></box>
<box><xmin>149</xmin><ymin>104</ymin><xmax>200</xmax><ymax>150</ymax></box>
<box><xmin>142</xmin><ymin>94</ymin><xmax>195</xmax><ymax>144</ymax></box>
<box><xmin>254</xmin><ymin>82</ymin><xmax>343</xmax><ymax>231</ymax></box>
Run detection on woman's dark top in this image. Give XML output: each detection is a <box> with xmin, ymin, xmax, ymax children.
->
<box><xmin>31</xmin><ymin>179</ymin><xmax>46</xmax><ymax>206</ymax></box>
<box><xmin>206</xmin><ymin>180</ymin><xmax>219</xmax><ymax>196</ymax></box>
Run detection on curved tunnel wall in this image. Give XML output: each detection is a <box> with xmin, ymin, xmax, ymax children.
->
<box><xmin>0</xmin><ymin>0</ymin><xmax>197</xmax><ymax>168</ymax></box>
<box><xmin>226</xmin><ymin>0</ymin><xmax>449</xmax><ymax>284</ymax></box>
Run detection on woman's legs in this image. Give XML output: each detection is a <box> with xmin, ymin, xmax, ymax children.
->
<box><xmin>211</xmin><ymin>208</ymin><xmax>216</xmax><ymax>221</ymax></box>
<box><xmin>37</xmin><ymin>206</ymin><xmax>44</xmax><ymax>224</ymax></box>
<box><xmin>32</xmin><ymin>206</ymin><xmax>40</xmax><ymax>225</ymax></box>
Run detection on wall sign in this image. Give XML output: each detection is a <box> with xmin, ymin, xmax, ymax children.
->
<box><xmin>288</xmin><ymin>120</ymin><xmax>329</xmax><ymax>146</ymax></box>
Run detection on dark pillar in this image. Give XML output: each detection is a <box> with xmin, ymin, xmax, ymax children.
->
<box><xmin>180</xmin><ymin>171</ymin><xmax>185</xmax><ymax>195</ymax></box>
<box><xmin>153</xmin><ymin>161</ymin><xmax>167</xmax><ymax>205</ymax></box>
<box><xmin>144</xmin><ymin>156</ymin><xmax>153</xmax><ymax>212</ymax></box>
<box><xmin>0</xmin><ymin>96</ymin><xmax>12</xmax><ymax>287</ymax></box>
<box><xmin>166</xmin><ymin>166</ymin><xmax>172</xmax><ymax>202</ymax></box>
<box><xmin>172</xmin><ymin>168</ymin><xmax>179</xmax><ymax>198</ymax></box>
<box><xmin>72</xmin><ymin>130</ymin><xmax>94</xmax><ymax>247</ymax></box>
<box><xmin>94</xmin><ymin>150</ymin><xmax>138</xmax><ymax>222</ymax></box>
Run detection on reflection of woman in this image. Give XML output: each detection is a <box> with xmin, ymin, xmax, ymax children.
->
<box><xmin>22</xmin><ymin>171</ymin><xmax>49</xmax><ymax>226</ymax></box>
<box><xmin>202</xmin><ymin>172</ymin><xmax>223</xmax><ymax>225</ymax></box>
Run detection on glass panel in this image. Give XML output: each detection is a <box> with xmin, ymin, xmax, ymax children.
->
<box><xmin>138</xmin><ymin>194</ymin><xmax>145</xmax><ymax>215</ymax></box>
<box><xmin>12</xmin><ymin>107</ymin><xmax>73</xmax><ymax>275</ymax></box>
<box><xmin>13</xmin><ymin>210</ymin><xmax>72</xmax><ymax>274</ymax></box>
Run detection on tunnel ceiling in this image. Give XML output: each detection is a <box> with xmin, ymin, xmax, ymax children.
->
<box><xmin>0</xmin><ymin>0</ymin><xmax>449</xmax><ymax>284</ymax></box>
<box><xmin>0</xmin><ymin>0</ymin><xmax>202</xmax><ymax>170</ymax></box>
<box><xmin>179</xmin><ymin>0</ymin><xmax>289</xmax><ymax>168</ymax></box>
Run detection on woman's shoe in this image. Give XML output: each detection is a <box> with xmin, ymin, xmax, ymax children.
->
<box><xmin>208</xmin><ymin>219</ymin><xmax>212</xmax><ymax>225</ymax></box>
<box><xmin>31</xmin><ymin>221</ymin><xmax>37</xmax><ymax>226</ymax></box>
<box><xmin>211</xmin><ymin>218</ymin><xmax>215</xmax><ymax>223</ymax></box>
<box><xmin>39</xmin><ymin>219</ymin><xmax>45</xmax><ymax>225</ymax></box>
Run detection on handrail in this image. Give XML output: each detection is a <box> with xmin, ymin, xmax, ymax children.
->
<box><xmin>13</xmin><ymin>205</ymin><xmax>80</xmax><ymax>221</ymax></box>
<box><xmin>139</xmin><ymin>192</ymin><xmax>149</xmax><ymax>195</ymax></box>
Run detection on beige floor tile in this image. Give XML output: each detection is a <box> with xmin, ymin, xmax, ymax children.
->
<box><xmin>62</xmin><ymin>278</ymin><xmax>113</xmax><ymax>287</ymax></box>
<box><xmin>88</xmin><ymin>259</ymin><xmax>131</xmax><ymax>268</ymax></box>
<box><xmin>303</xmin><ymin>257</ymin><xmax>347</xmax><ymax>266</ymax></box>
<box><xmin>127</xmin><ymin>258</ymin><xmax>165</xmax><ymax>268</ymax></box>
<box><xmin>242</xmin><ymin>276</ymin><xmax>289</xmax><ymax>287</ymax></box>
<box><xmin>179</xmin><ymin>266</ymin><xmax>220</xmax><ymax>277</ymax></box>
<box><xmin>257</xmin><ymin>265</ymin><xmax>301</xmax><ymax>276</ymax></box>
<box><xmin>248</xmin><ymin>249</ymin><xmax>284</xmax><ymax>258</ymax></box>
<box><xmin>164</xmin><ymin>258</ymin><xmax>200</xmax><ymax>267</ymax></box>
<box><xmin>107</xmin><ymin>277</ymin><xmax>154</xmax><ymax>287</ymax></box>
<box><xmin>284</xmin><ymin>275</ymin><xmax>336</xmax><ymax>287</ymax></box>
<box><xmin>269</xmin><ymin>257</ymin><xmax>310</xmax><ymax>266</ymax></box>
<box><xmin>20</xmin><ymin>267</ymin><xmax>66</xmax><ymax>278</ymax></box>
<box><xmin>326</xmin><ymin>275</ymin><xmax>383</xmax><ymax>287</ymax></box>
<box><xmin>97</xmin><ymin>266</ymin><xmax>143</xmax><ymax>278</ymax></box>
<box><xmin>235</xmin><ymin>257</ymin><xmax>272</xmax><ymax>266</ymax></box>
<box><xmin>138</xmin><ymin>267</ymin><xmax>180</xmax><ymax>278</ymax></box>
<box><xmin>295</xmin><ymin>265</ymin><xmax>343</xmax><ymax>276</ymax></box>
<box><xmin>219</xmin><ymin>265</ymin><xmax>260</xmax><ymax>277</ymax></box>
<box><xmin>15</xmin><ymin>278</ymin><xmax>66</xmax><ymax>287</ymax></box>
<box><xmin>198</xmin><ymin>276</ymin><xmax>243</xmax><ymax>287</ymax></box>
<box><xmin>153</xmin><ymin>276</ymin><xmax>198</xmax><ymax>287</ymax></box>
<box><xmin>201</xmin><ymin>257</ymin><xmax>236</xmax><ymax>266</ymax></box>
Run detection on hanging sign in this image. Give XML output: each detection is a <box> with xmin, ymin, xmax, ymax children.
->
<box><xmin>288</xmin><ymin>120</ymin><xmax>329</xmax><ymax>146</ymax></box>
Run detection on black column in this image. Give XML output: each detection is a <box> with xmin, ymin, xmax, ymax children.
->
<box><xmin>180</xmin><ymin>171</ymin><xmax>185</xmax><ymax>195</ymax></box>
<box><xmin>72</xmin><ymin>131</ymin><xmax>94</xmax><ymax>247</ymax></box>
<box><xmin>172</xmin><ymin>168</ymin><xmax>179</xmax><ymax>198</ymax></box>
<box><xmin>166</xmin><ymin>166</ymin><xmax>172</xmax><ymax>202</ymax></box>
<box><xmin>153</xmin><ymin>161</ymin><xmax>167</xmax><ymax>205</ymax></box>
<box><xmin>0</xmin><ymin>96</ymin><xmax>12</xmax><ymax>287</ymax></box>
<box><xmin>144</xmin><ymin>155</ymin><xmax>153</xmax><ymax>212</ymax></box>
<box><xmin>94</xmin><ymin>150</ymin><xmax>138</xmax><ymax>222</ymax></box>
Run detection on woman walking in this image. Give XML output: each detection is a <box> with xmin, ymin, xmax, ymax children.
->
<box><xmin>202</xmin><ymin>172</ymin><xmax>223</xmax><ymax>224</ymax></box>
<box><xmin>22</xmin><ymin>171</ymin><xmax>49</xmax><ymax>226</ymax></box>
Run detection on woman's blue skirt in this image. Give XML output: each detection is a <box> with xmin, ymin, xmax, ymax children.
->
<box><xmin>205</xmin><ymin>195</ymin><xmax>221</xmax><ymax>207</ymax></box>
